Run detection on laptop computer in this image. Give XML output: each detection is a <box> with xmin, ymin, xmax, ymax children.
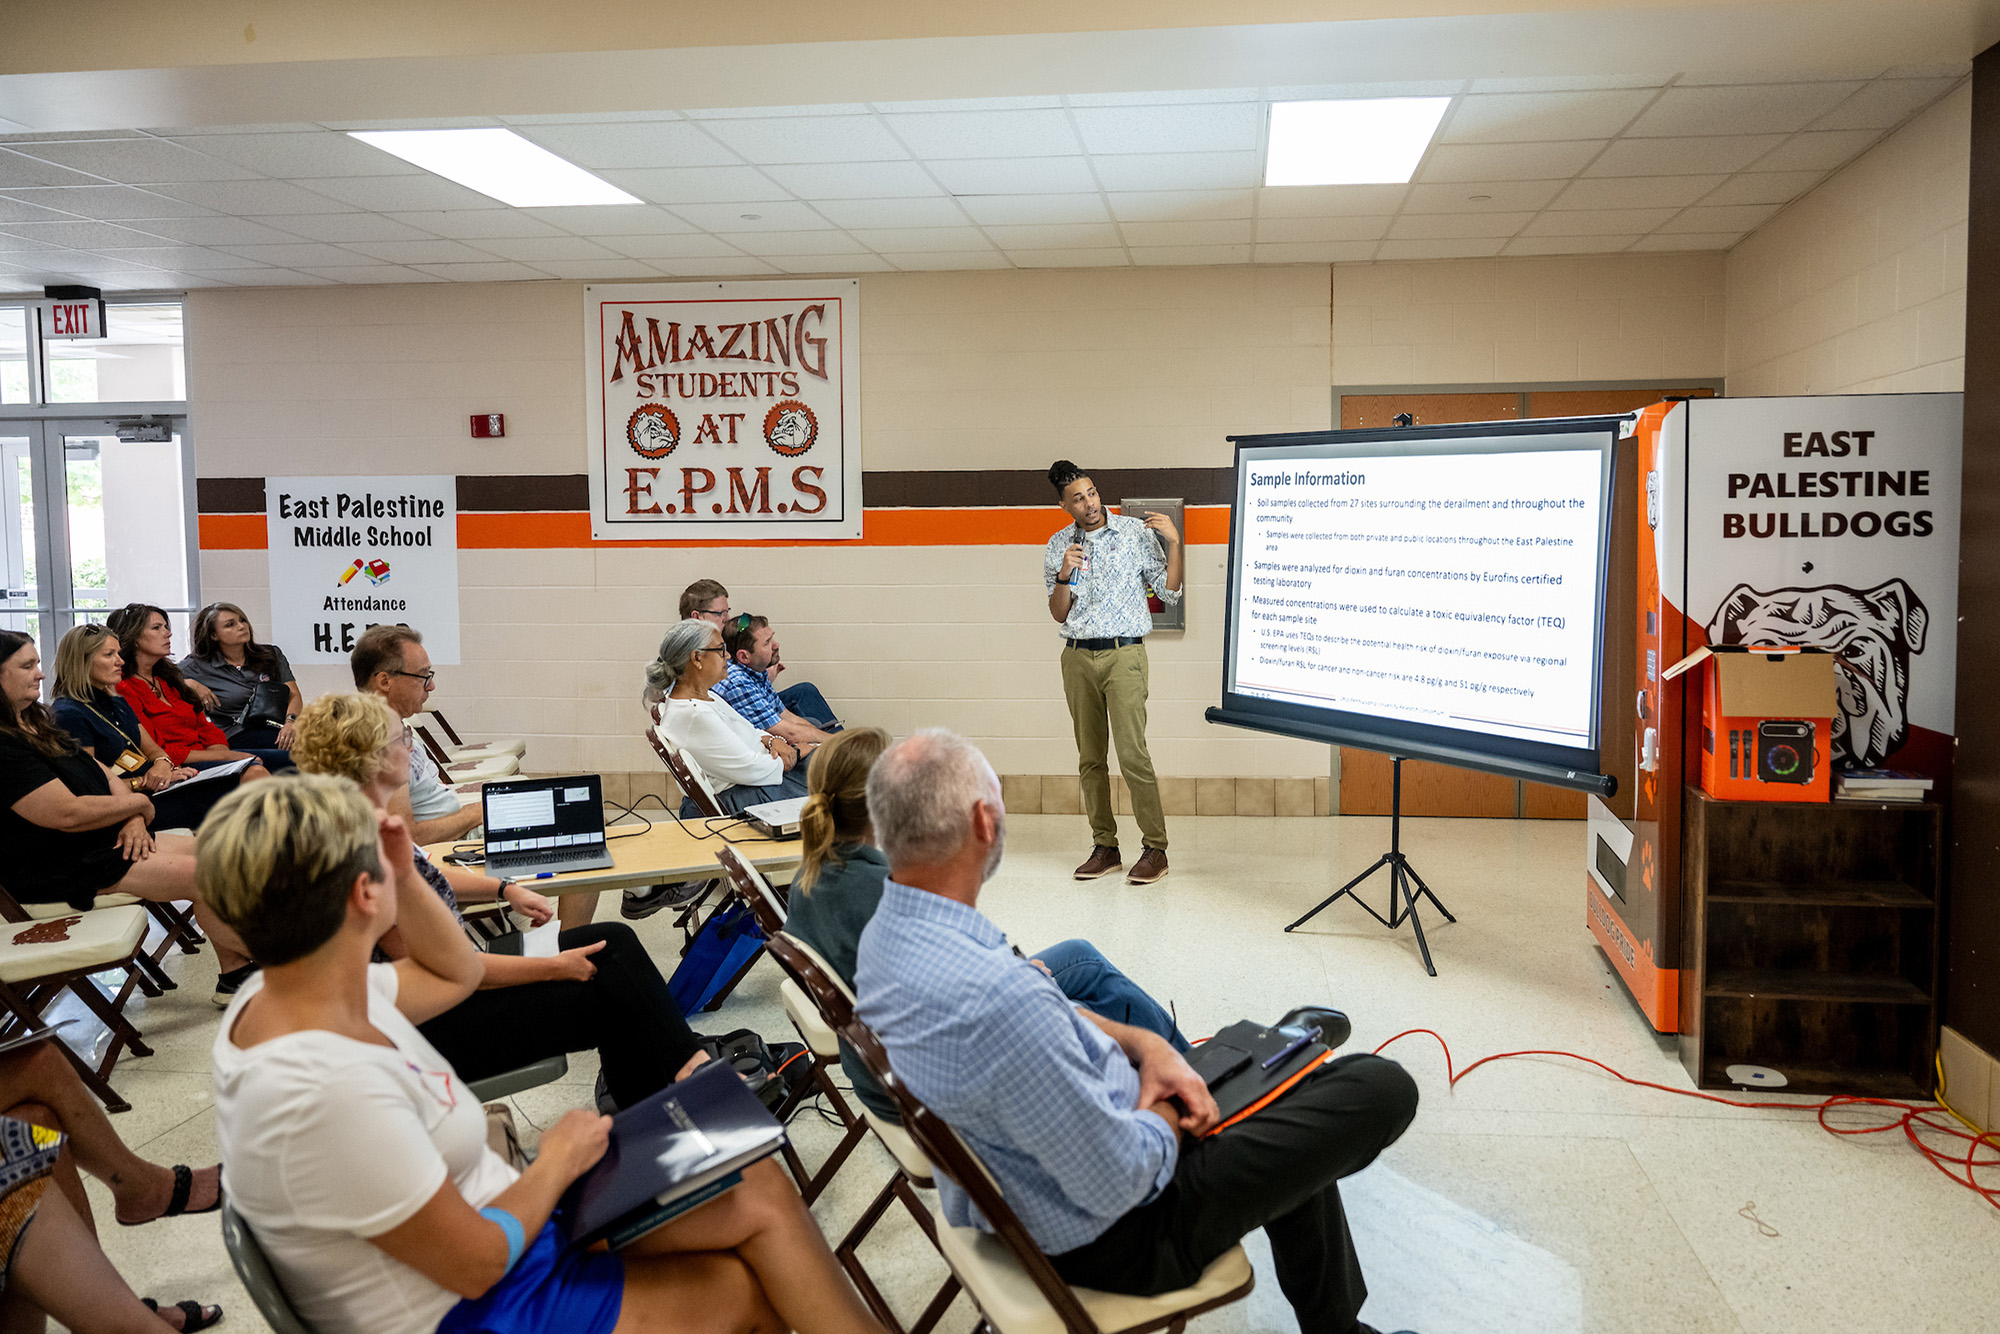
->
<box><xmin>481</xmin><ymin>774</ymin><xmax>616</xmax><ymax>876</ymax></box>
<box><xmin>741</xmin><ymin>795</ymin><xmax>808</xmax><ymax>838</ymax></box>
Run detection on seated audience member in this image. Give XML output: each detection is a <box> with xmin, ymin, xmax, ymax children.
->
<box><xmin>680</xmin><ymin>578</ymin><xmax>838</xmax><ymax>730</ymax></box>
<box><xmin>352</xmin><ymin>623</ymin><xmax>482</xmax><ymax>846</ymax></box>
<box><xmin>108</xmin><ymin>603</ymin><xmax>290</xmax><ymax>772</ymax></box>
<box><xmin>785</xmin><ymin>727</ymin><xmax>1189</xmax><ymax>1122</ymax></box>
<box><xmin>291</xmin><ymin>692</ymin><xmax>710</xmax><ymax>1110</ymax></box>
<box><xmin>179</xmin><ymin>601</ymin><xmax>302</xmax><ymax>753</ymax></box>
<box><xmin>49</xmin><ymin>624</ymin><xmax>268</xmax><ymax>831</ymax></box>
<box><xmin>854</xmin><ymin>729</ymin><xmax>1419</xmax><ymax>1334</ymax></box>
<box><xmin>646</xmin><ymin>618</ymin><xmax>811</xmax><ymax>816</ymax></box>
<box><xmin>202</xmin><ymin>774</ymin><xmax>891</xmax><ymax>1334</ymax></box>
<box><xmin>1</xmin><ymin>630</ymin><xmax>257</xmax><ymax>1005</ymax></box>
<box><xmin>713</xmin><ymin>613</ymin><xmax>839</xmax><ymax>744</ymax></box>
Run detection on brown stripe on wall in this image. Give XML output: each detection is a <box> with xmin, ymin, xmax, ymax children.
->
<box><xmin>195</xmin><ymin>477</ymin><xmax>266</xmax><ymax>513</ymax></box>
<box><xmin>457</xmin><ymin>474</ymin><xmax>591</xmax><ymax>512</ymax></box>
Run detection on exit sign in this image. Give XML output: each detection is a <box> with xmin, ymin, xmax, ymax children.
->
<box><xmin>38</xmin><ymin>295</ymin><xmax>107</xmax><ymax>340</ymax></box>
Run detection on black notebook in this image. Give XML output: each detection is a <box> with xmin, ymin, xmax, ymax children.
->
<box><xmin>1186</xmin><ymin>1020</ymin><xmax>1332</xmax><ymax>1126</ymax></box>
<box><xmin>559</xmin><ymin>1060</ymin><xmax>788</xmax><ymax>1251</ymax></box>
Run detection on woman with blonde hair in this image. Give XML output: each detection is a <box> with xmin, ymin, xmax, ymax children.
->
<box><xmin>781</xmin><ymin>726</ymin><xmax>1190</xmax><ymax>1123</ymax></box>
<box><xmin>204</xmin><ymin>773</ymin><xmax>889</xmax><ymax>1334</ymax></box>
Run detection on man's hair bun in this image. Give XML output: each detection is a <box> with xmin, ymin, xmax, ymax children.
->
<box><xmin>1048</xmin><ymin>460</ymin><xmax>1085</xmax><ymax>493</ymax></box>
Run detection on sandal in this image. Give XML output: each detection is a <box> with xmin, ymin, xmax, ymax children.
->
<box><xmin>119</xmin><ymin>1164</ymin><xmax>223</xmax><ymax>1225</ymax></box>
<box><xmin>143</xmin><ymin>1298</ymin><xmax>224</xmax><ymax>1332</ymax></box>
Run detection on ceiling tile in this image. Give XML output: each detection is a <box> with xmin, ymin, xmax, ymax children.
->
<box><xmin>0</xmin><ymin>130</ymin><xmax>143</xmax><ymax>143</ymax></box>
<box><xmin>1675</xmin><ymin>68</ymin><xmax>1884</xmax><ymax>86</ymax></box>
<box><xmin>668</xmin><ymin>201</ymin><xmax>835</xmax><ymax>231</ymax></box>
<box><xmin>409</xmin><ymin>261</ymin><xmax>553</xmax><ymax>281</ymax></box>
<box><xmin>1374</xmin><ymin>237</ymin><xmax>1507</xmax><ymax>259</ymax></box>
<box><xmin>983</xmin><ymin>223</ymin><xmax>1122</xmax><ymax>250</ymax></box>
<box><xmin>1627</xmin><ymin>82</ymin><xmax>1864</xmax><ymax>137</ymax></box>
<box><xmin>845</xmin><ymin>227</ymin><xmax>994</xmax><ymax>252</ymax></box>
<box><xmin>516</xmin><ymin>205</ymin><xmax>695</xmax><ymax>236</ymax></box>
<box><xmin>1417</xmin><ymin>141</ymin><xmax>1605</xmax><ymax>183</ymax></box>
<box><xmin>761</xmin><ymin>161</ymin><xmax>943</xmax><ymax>199</ymax></box>
<box><xmin>1254</xmin><ymin>215</ymin><xmax>1392</xmax><ymax>243</ymax></box>
<box><xmin>1067</xmin><ymin>89</ymin><xmax>1259</xmax><ymax>107</ymax></box>
<box><xmin>1469</xmin><ymin>74</ymin><xmax>1669</xmax><ymax>93</ymax></box>
<box><xmin>525</xmin><ymin>259</ymin><xmax>667</xmax><ymax>280</ymax></box>
<box><xmin>1263</xmin><ymin>81</ymin><xmax>1465</xmax><ymax>100</ymax></box>
<box><xmin>1503</xmin><ymin>235</ymin><xmax>1637</xmax><ymax>255</ymax></box>
<box><xmin>814</xmin><ymin>196</ymin><xmax>969</xmax><ymax>228</ymax></box>
<box><xmin>1252</xmin><ymin>240</ymin><xmax>1380</xmax><ymax>263</ymax></box>
<box><xmin>1697</xmin><ymin>170</ymin><xmax>1827</xmax><ymax>206</ymax></box>
<box><xmin>1118</xmin><ymin>219</ymin><xmax>1254</xmax><ymax>246</ymax></box>
<box><xmin>293</xmin><ymin>264</ymin><xmax>445</xmax><ymax>283</ymax></box>
<box><xmin>166</xmin><ymin>132</ymin><xmax>422</xmax><ymax>178</ymax></box>
<box><xmin>1071</xmin><ymin>104</ymin><xmax>1263</xmax><ymax>155</ymax></box>
<box><xmin>0</xmin><ymin>233</ymin><xmax>72</xmax><ymax>253</ymax></box>
<box><xmin>872</xmin><ymin>95</ymin><xmax>1064</xmax><ymax>113</ymax></box>
<box><xmin>498</xmin><ymin>110</ymin><xmax>682</xmax><ymax>125</ymax></box>
<box><xmin>879</xmin><ymin>249</ymin><xmax>1012</xmax><ymax>270</ymax></box>
<box><xmin>955</xmin><ymin>193</ymin><xmax>1107</xmax><ymax>225</ymax></box>
<box><xmin>699</xmin><ymin>116</ymin><xmax>908</xmax><ymax>165</ymax></box>
<box><xmin>0</xmin><ymin>220</ymin><xmax>172</xmax><ymax>248</ymax></box>
<box><xmin>1751</xmin><ymin>129</ymin><xmax>1888</xmax><ymax>172</ymax></box>
<box><xmin>10</xmin><ymin>137</ymin><xmax>259</xmax><ymax>183</ymax></box>
<box><xmin>1402</xmin><ymin>179</ymin><xmax>1564</xmax><ymax>213</ymax></box>
<box><xmin>682</xmin><ymin>105</ymin><xmax>873</xmax><ymax>120</ymax></box>
<box><xmin>1629</xmin><ymin>232</ymin><xmax>1743</xmax><ymax>251</ymax></box>
<box><xmin>724</xmin><ymin>230</ymin><xmax>872</xmax><ymax>257</ymax></box>
<box><xmin>1003</xmin><ymin>247</ymin><xmax>1128</xmax><ymax>267</ymax></box>
<box><xmin>1388</xmin><ymin>212</ymin><xmax>1533</xmax><ymax>240</ymax></box>
<box><xmin>1256</xmin><ymin>184</ymin><xmax>1408</xmax><ymax>216</ymax></box>
<box><xmin>385</xmin><ymin>210</ymin><xmax>570</xmax><ymax>239</ymax></box>
<box><xmin>466</xmin><ymin>237</ymin><xmax>622</xmax><ymax>262</ymax></box>
<box><xmin>647</xmin><ymin>257</ymin><xmax>781</xmax><ymax>276</ymax></box>
<box><xmin>213</xmin><ymin>242</ymin><xmax>376</xmax><ymax>266</ymax></box>
<box><xmin>1659</xmin><ymin>203</ymin><xmax>1782</xmax><ymax>233</ymax></box>
<box><xmin>1441</xmin><ymin>90</ymin><xmax>1655</xmax><ymax>144</ymax></box>
<box><xmin>928</xmin><ymin>157</ymin><xmax>1098</xmax><ymax>195</ymax></box>
<box><xmin>1104</xmin><ymin>190</ymin><xmax>1255</xmax><ymax>221</ymax></box>
<box><xmin>150</xmin><ymin>180</ymin><xmax>363</xmax><ymax>214</ymax></box>
<box><xmin>1584</xmin><ymin>135</ymin><xmax>1786</xmax><ymax>176</ymax></box>
<box><xmin>1520</xmin><ymin>208</ymin><xmax>1677</xmax><ymax>236</ymax></box>
<box><xmin>92</xmin><ymin>245</ymin><xmax>268</xmax><ymax>269</ymax></box>
<box><xmin>1550</xmin><ymin>175</ymin><xmax>1727</xmax><ymax>209</ymax></box>
<box><xmin>761</xmin><ymin>254</ymin><xmax>897</xmax><ymax>273</ymax></box>
<box><xmin>301</xmin><ymin>175</ymin><xmax>504</xmax><ymax>211</ymax></box>
<box><xmin>1</xmin><ymin>185</ymin><xmax>219</xmax><ymax>219</ymax></box>
<box><xmin>1809</xmin><ymin>77</ymin><xmax>1962</xmax><ymax>131</ymax></box>
<box><xmin>0</xmin><ymin>151</ymin><xmax>107</xmax><ymax>189</ymax></box>
<box><xmin>0</xmin><ymin>196</ymin><xmax>72</xmax><ymax>224</ymax></box>
<box><xmin>192</xmin><ymin>267</ymin><xmax>337</xmax><ymax>285</ymax></box>
<box><xmin>883</xmin><ymin>110</ymin><xmax>1081</xmax><ymax>159</ymax></box>
<box><xmin>1130</xmin><ymin>244</ymin><xmax>1254</xmax><ymax>265</ymax></box>
<box><xmin>512</xmin><ymin>122</ymin><xmax>742</xmax><ymax>169</ymax></box>
<box><xmin>248</xmin><ymin>212</ymin><xmax>433</xmax><ymax>242</ymax></box>
<box><xmin>597</xmin><ymin>233</ymin><xmax>751</xmax><ymax>259</ymax></box>
<box><xmin>344</xmin><ymin>239</ymin><xmax>507</xmax><ymax>264</ymax></box>
<box><xmin>1091</xmin><ymin>152</ymin><xmax>1260</xmax><ymax>192</ymax></box>
<box><xmin>600</xmin><ymin>166</ymin><xmax>791</xmax><ymax>205</ymax></box>
<box><xmin>134</xmin><ymin>123</ymin><xmax>326</xmax><ymax>136</ymax></box>
<box><xmin>88</xmin><ymin>215</ymin><xmax>298</xmax><ymax>246</ymax></box>
<box><xmin>321</xmin><ymin>117</ymin><xmax>501</xmax><ymax>131</ymax></box>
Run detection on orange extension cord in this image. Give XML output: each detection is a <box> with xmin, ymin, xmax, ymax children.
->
<box><xmin>1370</xmin><ymin>1028</ymin><xmax>2000</xmax><ymax>1212</ymax></box>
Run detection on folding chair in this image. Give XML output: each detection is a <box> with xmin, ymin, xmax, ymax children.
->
<box><xmin>0</xmin><ymin>908</ymin><xmax>158</xmax><ymax>1113</ymax></box>
<box><xmin>714</xmin><ymin>848</ymin><xmax>866</xmax><ymax>1202</ymax></box>
<box><xmin>838</xmin><ymin>1020</ymin><xmax>1255</xmax><ymax>1334</ymax></box>
<box><xmin>648</xmin><ymin>728</ymin><xmax>724</xmax><ymax>818</ymax></box>
<box><xmin>765</xmin><ymin>931</ymin><xmax>961</xmax><ymax>1334</ymax></box>
<box><xmin>0</xmin><ymin>881</ymin><xmax>190</xmax><ymax>996</ymax></box>
<box><xmin>221</xmin><ymin>1199</ymin><xmax>315</xmax><ymax>1334</ymax></box>
<box><xmin>466</xmin><ymin>1053</ymin><xmax>569</xmax><ymax>1103</ymax></box>
<box><xmin>417</xmin><ymin>701</ymin><xmax>526</xmax><ymax>762</ymax></box>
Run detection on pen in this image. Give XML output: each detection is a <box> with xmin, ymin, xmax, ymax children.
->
<box><xmin>1261</xmin><ymin>1025</ymin><xmax>1321</xmax><ymax>1071</ymax></box>
<box><xmin>532</xmin><ymin>872</ymin><xmax>556</xmax><ymax>880</ymax></box>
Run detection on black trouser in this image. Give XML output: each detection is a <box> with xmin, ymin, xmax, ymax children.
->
<box><xmin>417</xmin><ymin>922</ymin><xmax>703</xmax><ymax>1109</ymax></box>
<box><xmin>1050</xmin><ymin>1053</ymin><xmax>1418</xmax><ymax>1334</ymax></box>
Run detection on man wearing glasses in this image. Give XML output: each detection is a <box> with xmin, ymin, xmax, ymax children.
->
<box><xmin>353</xmin><ymin>624</ymin><xmax>483</xmax><ymax>846</ymax></box>
<box><xmin>678</xmin><ymin>579</ymin><xmax>841</xmax><ymax>736</ymax></box>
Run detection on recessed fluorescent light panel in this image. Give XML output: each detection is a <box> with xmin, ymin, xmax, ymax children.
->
<box><xmin>348</xmin><ymin>128</ymin><xmax>641</xmax><ymax>207</ymax></box>
<box><xmin>1265</xmin><ymin>98</ymin><xmax>1452</xmax><ymax>187</ymax></box>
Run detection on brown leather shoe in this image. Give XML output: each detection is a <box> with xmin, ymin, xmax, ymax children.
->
<box><xmin>1073</xmin><ymin>845</ymin><xmax>1123</xmax><ymax>880</ymax></box>
<box><xmin>1126</xmin><ymin>848</ymin><xmax>1169</xmax><ymax>885</ymax></box>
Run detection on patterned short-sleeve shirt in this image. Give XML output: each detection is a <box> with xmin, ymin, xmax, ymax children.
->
<box><xmin>1042</xmin><ymin>512</ymin><xmax>1181</xmax><ymax>641</ymax></box>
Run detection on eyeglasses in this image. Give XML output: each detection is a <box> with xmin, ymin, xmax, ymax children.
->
<box><xmin>692</xmin><ymin>644</ymin><xmax>726</xmax><ymax>657</ymax></box>
<box><xmin>392</xmin><ymin>669</ymin><xmax>437</xmax><ymax>684</ymax></box>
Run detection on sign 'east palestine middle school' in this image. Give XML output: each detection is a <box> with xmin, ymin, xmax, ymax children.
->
<box><xmin>584</xmin><ymin>280</ymin><xmax>861</xmax><ymax>541</ymax></box>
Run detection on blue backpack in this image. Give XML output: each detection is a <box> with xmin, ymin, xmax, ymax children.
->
<box><xmin>668</xmin><ymin>899</ymin><xmax>766</xmax><ymax>1014</ymax></box>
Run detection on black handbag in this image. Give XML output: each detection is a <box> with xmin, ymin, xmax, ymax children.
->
<box><xmin>223</xmin><ymin>676</ymin><xmax>292</xmax><ymax>733</ymax></box>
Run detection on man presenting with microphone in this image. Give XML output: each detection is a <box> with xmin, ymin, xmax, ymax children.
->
<box><xmin>1044</xmin><ymin>460</ymin><xmax>1183</xmax><ymax>885</ymax></box>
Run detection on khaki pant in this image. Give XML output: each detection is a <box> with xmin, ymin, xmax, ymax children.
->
<box><xmin>1060</xmin><ymin>643</ymin><xmax>1167</xmax><ymax>851</ymax></box>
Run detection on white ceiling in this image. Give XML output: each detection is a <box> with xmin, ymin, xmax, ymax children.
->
<box><xmin>0</xmin><ymin>67</ymin><xmax>1967</xmax><ymax>292</ymax></box>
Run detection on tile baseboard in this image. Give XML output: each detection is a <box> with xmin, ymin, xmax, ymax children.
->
<box><xmin>999</xmin><ymin>774</ymin><xmax>1332</xmax><ymax>817</ymax></box>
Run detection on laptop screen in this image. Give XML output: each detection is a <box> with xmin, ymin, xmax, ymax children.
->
<box><xmin>485</xmin><ymin>777</ymin><xmax>605</xmax><ymax>853</ymax></box>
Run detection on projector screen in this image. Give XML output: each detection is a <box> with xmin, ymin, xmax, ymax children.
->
<box><xmin>1209</xmin><ymin>418</ymin><xmax>1621</xmax><ymax>794</ymax></box>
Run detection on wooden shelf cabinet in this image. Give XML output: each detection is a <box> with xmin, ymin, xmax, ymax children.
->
<box><xmin>1679</xmin><ymin>787</ymin><xmax>1941</xmax><ymax>1097</ymax></box>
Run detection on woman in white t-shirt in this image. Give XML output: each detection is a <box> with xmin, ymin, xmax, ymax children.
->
<box><xmin>203</xmin><ymin>774</ymin><xmax>888</xmax><ymax>1334</ymax></box>
<box><xmin>646</xmin><ymin>619</ymin><xmax>812</xmax><ymax>817</ymax></box>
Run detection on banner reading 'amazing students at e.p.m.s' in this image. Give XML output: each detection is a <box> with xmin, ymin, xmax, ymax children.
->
<box><xmin>584</xmin><ymin>280</ymin><xmax>861</xmax><ymax>542</ymax></box>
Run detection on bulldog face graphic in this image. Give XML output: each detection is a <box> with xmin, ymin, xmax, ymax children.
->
<box><xmin>1706</xmin><ymin>578</ymin><xmax>1928</xmax><ymax>769</ymax></box>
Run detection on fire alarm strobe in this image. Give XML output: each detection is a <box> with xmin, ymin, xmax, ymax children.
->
<box><xmin>470</xmin><ymin>414</ymin><xmax>505</xmax><ymax>438</ymax></box>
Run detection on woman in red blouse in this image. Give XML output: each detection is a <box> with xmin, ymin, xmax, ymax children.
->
<box><xmin>105</xmin><ymin>606</ymin><xmax>286</xmax><ymax>773</ymax></box>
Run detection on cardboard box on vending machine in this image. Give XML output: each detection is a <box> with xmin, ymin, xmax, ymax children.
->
<box><xmin>1662</xmin><ymin>645</ymin><xmax>1836</xmax><ymax>802</ymax></box>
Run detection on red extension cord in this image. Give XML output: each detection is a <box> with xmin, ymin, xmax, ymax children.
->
<box><xmin>1370</xmin><ymin>1029</ymin><xmax>2000</xmax><ymax>1212</ymax></box>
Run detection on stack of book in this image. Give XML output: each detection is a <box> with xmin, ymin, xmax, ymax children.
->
<box><xmin>1833</xmin><ymin>768</ymin><xmax>1934</xmax><ymax>803</ymax></box>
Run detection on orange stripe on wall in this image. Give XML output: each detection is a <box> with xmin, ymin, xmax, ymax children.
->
<box><xmin>201</xmin><ymin>505</ymin><xmax>1233</xmax><ymax>552</ymax></box>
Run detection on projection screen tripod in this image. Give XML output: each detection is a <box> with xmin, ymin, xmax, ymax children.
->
<box><xmin>1284</xmin><ymin>756</ymin><xmax>1456</xmax><ymax>976</ymax></box>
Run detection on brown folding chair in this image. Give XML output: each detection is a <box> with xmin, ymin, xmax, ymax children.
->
<box><xmin>0</xmin><ymin>881</ymin><xmax>179</xmax><ymax>997</ymax></box>
<box><xmin>647</xmin><ymin>729</ymin><xmax>725</xmax><ymax>818</ymax></box>
<box><xmin>0</xmin><ymin>908</ymin><xmax>160</xmax><ymax>1113</ymax></box>
<box><xmin>714</xmin><ymin>848</ymin><xmax>868</xmax><ymax>1203</ymax></box>
<box><xmin>764</xmin><ymin>930</ymin><xmax>962</xmax><ymax>1334</ymax></box>
<box><xmin>837</xmin><ymin>1019</ymin><xmax>1255</xmax><ymax>1334</ymax></box>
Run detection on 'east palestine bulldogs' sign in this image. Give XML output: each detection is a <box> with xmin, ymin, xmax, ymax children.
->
<box><xmin>584</xmin><ymin>280</ymin><xmax>861</xmax><ymax>541</ymax></box>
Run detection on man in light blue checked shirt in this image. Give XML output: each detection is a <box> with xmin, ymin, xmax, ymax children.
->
<box><xmin>855</xmin><ymin>730</ymin><xmax>1420</xmax><ymax>1334</ymax></box>
<box><xmin>1044</xmin><ymin>460</ymin><xmax>1182</xmax><ymax>886</ymax></box>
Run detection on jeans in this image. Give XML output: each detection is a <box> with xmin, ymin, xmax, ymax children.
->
<box><xmin>1032</xmin><ymin>939</ymin><xmax>1189</xmax><ymax>1051</ymax></box>
<box><xmin>778</xmin><ymin>681</ymin><xmax>839</xmax><ymax>730</ymax></box>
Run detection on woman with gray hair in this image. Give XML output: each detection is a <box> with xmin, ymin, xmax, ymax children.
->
<box><xmin>646</xmin><ymin>618</ymin><xmax>812</xmax><ymax>817</ymax></box>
